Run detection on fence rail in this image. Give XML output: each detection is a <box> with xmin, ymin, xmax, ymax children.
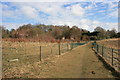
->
<box><xmin>92</xmin><ymin>42</ymin><xmax>120</xmax><ymax>73</ymax></box>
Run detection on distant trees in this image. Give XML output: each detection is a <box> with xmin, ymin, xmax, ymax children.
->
<box><xmin>93</xmin><ymin>27</ymin><xmax>118</xmax><ymax>39</ymax></box>
<box><xmin>62</xmin><ymin>26</ymin><xmax>71</xmax><ymax>39</ymax></box>
<box><xmin>2</xmin><ymin>27</ymin><xmax>11</xmax><ymax>38</ymax></box>
<box><xmin>94</xmin><ymin>27</ymin><xmax>107</xmax><ymax>39</ymax></box>
<box><xmin>69</xmin><ymin>26</ymin><xmax>82</xmax><ymax>41</ymax></box>
<box><xmin>1</xmin><ymin>24</ymin><xmax>120</xmax><ymax>42</ymax></box>
<box><xmin>107</xmin><ymin>28</ymin><xmax>117</xmax><ymax>38</ymax></box>
<box><xmin>117</xmin><ymin>32</ymin><xmax>120</xmax><ymax>37</ymax></box>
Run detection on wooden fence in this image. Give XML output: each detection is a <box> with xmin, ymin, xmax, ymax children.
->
<box><xmin>92</xmin><ymin>42</ymin><xmax>120</xmax><ymax>74</ymax></box>
<box><xmin>2</xmin><ymin>41</ymin><xmax>87</xmax><ymax>63</ymax></box>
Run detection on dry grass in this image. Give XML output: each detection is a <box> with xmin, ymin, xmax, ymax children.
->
<box><xmin>2</xmin><ymin>41</ymin><xmax>70</xmax><ymax>78</ymax></box>
<box><xmin>2</xmin><ymin>41</ymin><xmax>116</xmax><ymax>78</ymax></box>
<box><xmin>97</xmin><ymin>38</ymin><xmax>120</xmax><ymax>49</ymax></box>
<box><xmin>96</xmin><ymin>38</ymin><xmax>119</xmax><ymax>72</ymax></box>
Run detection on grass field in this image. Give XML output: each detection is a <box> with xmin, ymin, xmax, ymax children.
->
<box><xmin>97</xmin><ymin>38</ymin><xmax>120</xmax><ymax>49</ymax></box>
<box><xmin>2</xmin><ymin>39</ymin><xmax>119</xmax><ymax>78</ymax></box>
<box><xmin>2</xmin><ymin>41</ymin><xmax>72</xmax><ymax>78</ymax></box>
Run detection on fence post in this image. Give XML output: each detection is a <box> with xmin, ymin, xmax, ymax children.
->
<box><xmin>102</xmin><ymin>46</ymin><xmax>104</xmax><ymax>57</ymax></box>
<box><xmin>111</xmin><ymin>48</ymin><xmax>114</xmax><ymax>66</ymax></box>
<box><xmin>59</xmin><ymin>43</ymin><xmax>61</xmax><ymax>55</ymax></box>
<box><xmin>92</xmin><ymin>42</ymin><xmax>94</xmax><ymax>49</ymax></box>
<box><xmin>71</xmin><ymin>43</ymin><xmax>72</xmax><ymax>50</ymax></box>
<box><xmin>72</xmin><ymin>43</ymin><xmax>73</xmax><ymax>50</ymax></box>
<box><xmin>95</xmin><ymin>43</ymin><xmax>97</xmax><ymax>51</ymax></box>
<box><xmin>40</xmin><ymin>46</ymin><xmax>42</xmax><ymax>61</ymax></box>
<box><xmin>97</xmin><ymin>44</ymin><xmax>99</xmax><ymax>53</ymax></box>
<box><xmin>67</xmin><ymin>43</ymin><xmax>68</xmax><ymax>51</ymax></box>
<box><xmin>24</xmin><ymin>43</ymin><xmax>26</xmax><ymax>54</ymax></box>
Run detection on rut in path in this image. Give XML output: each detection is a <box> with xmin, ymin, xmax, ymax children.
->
<box><xmin>38</xmin><ymin>42</ymin><xmax>116</xmax><ymax>78</ymax></box>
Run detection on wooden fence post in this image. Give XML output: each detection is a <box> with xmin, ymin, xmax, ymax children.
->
<box><xmin>71</xmin><ymin>43</ymin><xmax>73</xmax><ymax>50</ymax></box>
<box><xmin>40</xmin><ymin>46</ymin><xmax>42</xmax><ymax>61</ymax></box>
<box><xmin>70</xmin><ymin>43</ymin><xmax>72</xmax><ymax>50</ymax></box>
<box><xmin>24</xmin><ymin>42</ymin><xmax>26</xmax><ymax>54</ymax></box>
<box><xmin>92</xmin><ymin>42</ymin><xmax>94</xmax><ymax>49</ymax></box>
<box><xmin>95</xmin><ymin>43</ymin><xmax>97</xmax><ymax>51</ymax></box>
<box><xmin>97</xmin><ymin>44</ymin><xmax>99</xmax><ymax>53</ymax></box>
<box><xmin>102</xmin><ymin>46</ymin><xmax>104</xmax><ymax>56</ymax></box>
<box><xmin>67</xmin><ymin>43</ymin><xmax>68</xmax><ymax>51</ymax></box>
<box><xmin>111</xmin><ymin>48</ymin><xmax>114</xmax><ymax>66</ymax></box>
<box><xmin>59</xmin><ymin>43</ymin><xmax>61</xmax><ymax>55</ymax></box>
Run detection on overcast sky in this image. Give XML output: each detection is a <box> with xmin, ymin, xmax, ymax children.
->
<box><xmin>0</xmin><ymin>0</ymin><xmax>119</xmax><ymax>31</ymax></box>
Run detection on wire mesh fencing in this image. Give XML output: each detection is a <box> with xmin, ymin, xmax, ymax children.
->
<box><xmin>92</xmin><ymin>42</ymin><xmax>120</xmax><ymax>73</ymax></box>
<box><xmin>71</xmin><ymin>42</ymin><xmax>88</xmax><ymax>49</ymax></box>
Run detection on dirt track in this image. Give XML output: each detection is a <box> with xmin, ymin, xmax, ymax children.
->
<box><xmin>33</xmin><ymin>42</ymin><xmax>116</xmax><ymax>78</ymax></box>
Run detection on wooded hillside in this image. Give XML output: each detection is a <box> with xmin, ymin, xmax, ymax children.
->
<box><xmin>1</xmin><ymin>24</ymin><xmax>120</xmax><ymax>42</ymax></box>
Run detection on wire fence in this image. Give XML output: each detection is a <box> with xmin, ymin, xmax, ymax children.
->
<box><xmin>92</xmin><ymin>42</ymin><xmax>120</xmax><ymax>73</ymax></box>
<box><xmin>2</xmin><ymin>41</ymin><xmax>86</xmax><ymax>64</ymax></box>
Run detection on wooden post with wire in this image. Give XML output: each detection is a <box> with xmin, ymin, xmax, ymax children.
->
<box><xmin>59</xmin><ymin>43</ymin><xmax>61</xmax><ymax>55</ymax></box>
<box><xmin>111</xmin><ymin>48</ymin><xmax>114</xmax><ymax>66</ymax></box>
<box><xmin>97</xmin><ymin>44</ymin><xmax>99</xmax><ymax>53</ymax></box>
<box><xmin>67</xmin><ymin>43</ymin><xmax>68</xmax><ymax>51</ymax></box>
<box><xmin>40</xmin><ymin>46</ymin><xmax>42</xmax><ymax>61</ymax></box>
<box><xmin>102</xmin><ymin>46</ymin><xmax>104</xmax><ymax>57</ymax></box>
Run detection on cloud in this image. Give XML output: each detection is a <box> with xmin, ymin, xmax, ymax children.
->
<box><xmin>92</xmin><ymin>21</ymin><xmax>118</xmax><ymax>32</ymax></box>
<box><xmin>85</xmin><ymin>5</ymin><xmax>93</xmax><ymax>9</ymax></box>
<box><xmin>109</xmin><ymin>9</ymin><xmax>118</xmax><ymax>17</ymax></box>
<box><xmin>1</xmin><ymin>4</ymin><xmax>9</xmax><ymax>9</ymax></box>
<box><xmin>2</xmin><ymin>3</ymin><xmax>14</xmax><ymax>18</ymax></box>
<box><xmin>105</xmin><ymin>22</ymin><xmax>118</xmax><ymax>31</ymax></box>
<box><xmin>1</xmin><ymin>0</ymin><xmax>119</xmax><ymax>2</ymax></box>
<box><xmin>109</xmin><ymin>2</ymin><xmax>118</xmax><ymax>9</ymax></box>
<box><xmin>2</xmin><ymin>22</ymin><xmax>27</xmax><ymax>30</ymax></box>
<box><xmin>70</xmin><ymin>4</ymin><xmax>85</xmax><ymax>16</ymax></box>
<box><xmin>1</xmin><ymin>2</ymin><xmax>118</xmax><ymax>32</ymax></box>
<box><xmin>2</xmin><ymin>10</ymin><xmax>14</xmax><ymax>18</ymax></box>
<box><xmin>46</xmin><ymin>17</ymin><xmax>118</xmax><ymax>32</ymax></box>
<box><xmin>98</xmin><ymin>10</ymin><xmax>106</xmax><ymax>13</ymax></box>
<box><xmin>20</xmin><ymin>6</ymin><xmax>38</xmax><ymax>19</ymax></box>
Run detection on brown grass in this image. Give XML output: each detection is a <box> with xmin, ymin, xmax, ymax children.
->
<box><xmin>2</xmin><ymin>41</ymin><xmax>70</xmax><ymax>78</ymax></box>
<box><xmin>97</xmin><ymin>38</ymin><xmax>120</xmax><ymax>49</ymax></box>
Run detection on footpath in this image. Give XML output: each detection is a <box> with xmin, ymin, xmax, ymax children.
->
<box><xmin>37</xmin><ymin>42</ymin><xmax>116</xmax><ymax>78</ymax></box>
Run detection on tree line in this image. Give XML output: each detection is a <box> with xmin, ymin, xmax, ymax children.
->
<box><xmin>1</xmin><ymin>24</ymin><xmax>120</xmax><ymax>42</ymax></box>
